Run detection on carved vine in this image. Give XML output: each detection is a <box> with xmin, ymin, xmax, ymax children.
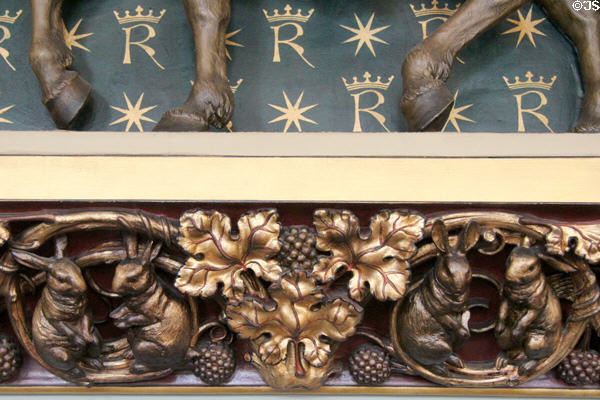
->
<box><xmin>0</xmin><ymin>208</ymin><xmax>598</xmax><ymax>390</ymax></box>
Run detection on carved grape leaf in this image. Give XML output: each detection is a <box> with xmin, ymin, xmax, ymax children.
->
<box><xmin>175</xmin><ymin>209</ymin><xmax>282</xmax><ymax>299</ymax></box>
<box><xmin>225</xmin><ymin>270</ymin><xmax>362</xmax><ymax>368</ymax></box>
<box><xmin>541</xmin><ymin>222</ymin><xmax>600</xmax><ymax>264</ymax></box>
<box><xmin>313</xmin><ymin>209</ymin><xmax>424</xmax><ymax>302</ymax></box>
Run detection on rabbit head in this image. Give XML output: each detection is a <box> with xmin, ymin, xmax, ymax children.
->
<box><xmin>431</xmin><ymin>220</ymin><xmax>480</xmax><ymax>299</ymax></box>
<box><xmin>11</xmin><ymin>236</ymin><xmax>87</xmax><ymax>296</ymax></box>
<box><xmin>505</xmin><ymin>246</ymin><xmax>543</xmax><ymax>285</ymax></box>
<box><xmin>112</xmin><ymin>233</ymin><xmax>162</xmax><ymax>296</ymax></box>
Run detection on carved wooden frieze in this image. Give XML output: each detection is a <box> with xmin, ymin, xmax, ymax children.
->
<box><xmin>0</xmin><ymin>205</ymin><xmax>599</xmax><ymax>393</ymax></box>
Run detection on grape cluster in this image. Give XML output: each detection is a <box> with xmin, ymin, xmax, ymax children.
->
<box><xmin>0</xmin><ymin>334</ymin><xmax>21</xmax><ymax>382</ymax></box>
<box><xmin>556</xmin><ymin>350</ymin><xmax>600</xmax><ymax>386</ymax></box>
<box><xmin>192</xmin><ymin>341</ymin><xmax>236</xmax><ymax>385</ymax></box>
<box><xmin>348</xmin><ymin>344</ymin><xmax>391</xmax><ymax>385</ymax></box>
<box><xmin>278</xmin><ymin>226</ymin><xmax>319</xmax><ymax>270</ymax></box>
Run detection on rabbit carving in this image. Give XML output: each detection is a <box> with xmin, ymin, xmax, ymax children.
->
<box><xmin>110</xmin><ymin>234</ymin><xmax>195</xmax><ymax>374</ymax></box>
<box><xmin>396</xmin><ymin>220</ymin><xmax>479</xmax><ymax>375</ymax></box>
<box><xmin>11</xmin><ymin>236</ymin><xmax>102</xmax><ymax>378</ymax></box>
<box><xmin>494</xmin><ymin>246</ymin><xmax>562</xmax><ymax>375</ymax></box>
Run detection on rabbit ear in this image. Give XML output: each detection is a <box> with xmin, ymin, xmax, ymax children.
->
<box><xmin>54</xmin><ymin>235</ymin><xmax>68</xmax><ymax>258</ymax></box>
<box><xmin>431</xmin><ymin>220</ymin><xmax>450</xmax><ymax>253</ymax></box>
<box><xmin>11</xmin><ymin>249</ymin><xmax>52</xmax><ymax>271</ymax></box>
<box><xmin>142</xmin><ymin>241</ymin><xmax>162</xmax><ymax>264</ymax></box>
<box><xmin>122</xmin><ymin>232</ymin><xmax>137</xmax><ymax>259</ymax></box>
<box><xmin>458</xmin><ymin>221</ymin><xmax>480</xmax><ymax>253</ymax></box>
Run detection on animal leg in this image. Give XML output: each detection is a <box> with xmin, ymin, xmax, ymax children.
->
<box><xmin>154</xmin><ymin>0</ymin><xmax>233</xmax><ymax>131</ymax></box>
<box><xmin>535</xmin><ymin>0</ymin><xmax>600</xmax><ymax>132</ymax></box>
<box><xmin>495</xmin><ymin>324</ymin><xmax>513</xmax><ymax>350</ymax></box>
<box><xmin>29</xmin><ymin>0</ymin><xmax>91</xmax><ymax>128</ymax></box>
<box><xmin>401</xmin><ymin>0</ymin><xmax>529</xmax><ymax>130</ymax></box>
<box><xmin>47</xmin><ymin>347</ymin><xmax>80</xmax><ymax>375</ymax></box>
<box><xmin>130</xmin><ymin>340</ymin><xmax>169</xmax><ymax>372</ymax></box>
<box><xmin>524</xmin><ymin>332</ymin><xmax>553</xmax><ymax>361</ymax></box>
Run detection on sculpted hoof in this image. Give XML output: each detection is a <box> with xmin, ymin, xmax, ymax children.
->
<box><xmin>401</xmin><ymin>82</ymin><xmax>454</xmax><ymax>132</ymax></box>
<box><xmin>153</xmin><ymin>109</ymin><xmax>210</xmax><ymax>132</ymax></box>
<box><xmin>44</xmin><ymin>72</ymin><xmax>91</xmax><ymax>129</ymax></box>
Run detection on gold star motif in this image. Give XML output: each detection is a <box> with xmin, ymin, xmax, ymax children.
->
<box><xmin>340</xmin><ymin>13</ymin><xmax>390</xmax><ymax>57</ymax></box>
<box><xmin>0</xmin><ymin>105</ymin><xmax>14</xmax><ymax>124</ymax></box>
<box><xmin>62</xmin><ymin>19</ymin><xmax>94</xmax><ymax>52</ymax></box>
<box><xmin>110</xmin><ymin>92</ymin><xmax>157</xmax><ymax>132</ymax></box>
<box><xmin>502</xmin><ymin>6</ymin><xmax>546</xmax><ymax>47</ymax></box>
<box><xmin>225</xmin><ymin>29</ymin><xmax>244</xmax><ymax>61</ymax></box>
<box><xmin>268</xmin><ymin>90</ymin><xmax>318</xmax><ymax>133</ymax></box>
<box><xmin>442</xmin><ymin>91</ymin><xmax>475</xmax><ymax>132</ymax></box>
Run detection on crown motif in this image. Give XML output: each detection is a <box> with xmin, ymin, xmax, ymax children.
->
<box><xmin>114</xmin><ymin>5</ymin><xmax>165</xmax><ymax>25</ymax></box>
<box><xmin>503</xmin><ymin>71</ymin><xmax>557</xmax><ymax>91</ymax></box>
<box><xmin>263</xmin><ymin>5</ymin><xmax>314</xmax><ymax>23</ymax></box>
<box><xmin>342</xmin><ymin>72</ymin><xmax>395</xmax><ymax>92</ymax></box>
<box><xmin>0</xmin><ymin>10</ymin><xmax>22</xmax><ymax>25</ymax></box>
<box><xmin>410</xmin><ymin>0</ymin><xmax>460</xmax><ymax>17</ymax></box>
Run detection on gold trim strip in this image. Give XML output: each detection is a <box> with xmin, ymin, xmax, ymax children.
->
<box><xmin>1</xmin><ymin>156</ymin><xmax>599</xmax><ymax>202</ymax></box>
<box><xmin>0</xmin><ymin>385</ymin><xmax>597</xmax><ymax>397</ymax></box>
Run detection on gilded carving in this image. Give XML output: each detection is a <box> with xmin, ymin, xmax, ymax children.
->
<box><xmin>0</xmin><ymin>207</ymin><xmax>598</xmax><ymax>391</ymax></box>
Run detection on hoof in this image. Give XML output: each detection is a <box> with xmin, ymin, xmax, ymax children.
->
<box><xmin>401</xmin><ymin>82</ymin><xmax>454</xmax><ymax>131</ymax></box>
<box><xmin>573</xmin><ymin>123</ymin><xmax>600</xmax><ymax>133</ymax></box>
<box><xmin>44</xmin><ymin>73</ymin><xmax>91</xmax><ymax>129</ymax></box>
<box><xmin>153</xmin><ymin>109</ymin><xmax>209</xmax><ymax>132</ymax></box>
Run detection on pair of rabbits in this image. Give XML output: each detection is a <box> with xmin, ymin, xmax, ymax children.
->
<box><xmin>11</xmin><ymin>233</ymin><xmax>194</xmax><ymax>377</ymax></box>
<box><xmin>397</xmin><ymin>220</ymin><xmax>561</xmax><ymax>376</ymax></box>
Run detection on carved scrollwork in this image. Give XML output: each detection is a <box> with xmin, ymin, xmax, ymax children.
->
<box><xmin>0</xmin><ymin>207</ymin><xmax>598</xmax><ymax>391</ymax></box>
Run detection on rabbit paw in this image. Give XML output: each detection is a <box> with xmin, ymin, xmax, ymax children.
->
<box><xmin>130</xmin><ymin>362</ymin><xmax>153</xmax><ymax>374</ymax></box>
<box><xmin>446</xmin><ymin>353</ymin><xmax>465</xmax><ymax>369</ymax></box>
<box><xmin>518</xmin><ymin>360</ymin><xmax>538</xmax><ymax>376</ymax></box>
<box><xmin>72</xmin><ymin>335</ymin><xmax>87</xmax><ymax>349</ymax></box>
<box><xmin>124</xmin><ymin>348</ymin><xmax>135</xmax><ymax>360</ymax></box>
<box><xmin>429</xmin><ymin>363</ymin><xmax>449</xmax><ymax>376</ymax></box>
<box><xmin>495</xmin><ymin>353</ymin><xmax>510</xmax><ymax>370</ymax></box>
<box><xmin>114</xmin><ymin>319</ymin><xmax>131</xmax><ymax>330</ymax></box>
<box><xmin>67</xmin><ymin>366</ymin><xmax>86</xmax><ymax>378</ymax></box>
<box><xmin>83</xmin><ymin>357</ymin><xmax>103</xmax><ymax>371</ymax></box>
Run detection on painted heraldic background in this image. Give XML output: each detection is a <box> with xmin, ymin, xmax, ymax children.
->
<box><xmin>0</xmin><ymin>0</ymin><xmax>582</xmax><ymax>133</ymax></box>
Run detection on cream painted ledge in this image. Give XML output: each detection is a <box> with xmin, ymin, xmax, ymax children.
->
<box><xmin>0</xmin><ymin>156</ymin><xmax>598</xmax><ymax>202</ymax></box>
<box><xmin>0</xmin><ymin>131</ymin><xmax>599</xmax><ymax>157</ymax></box>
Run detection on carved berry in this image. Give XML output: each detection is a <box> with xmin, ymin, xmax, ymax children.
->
<box><xmin>193</xmin><ymin>341</ymin><xmax>236</xmax><ymax>385</ymax></box>
<box><xmin>556</xmin><ymin>350</ymin><xmax>600</xmax><ymax>386</ymax></box>
<box><xmin>348</xmin><ymin>344</ymin><xmax>391</xmax><ymax>385</ymax></box>
<box><xmin>278</xmin><ymin>226</ymin><xmax>318</xmax><ymax>270</ymax></box>
<box><xmin>0</xmin><ymin>334</ymin><xmax>21</xmax><ymax>382</ymax></box>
